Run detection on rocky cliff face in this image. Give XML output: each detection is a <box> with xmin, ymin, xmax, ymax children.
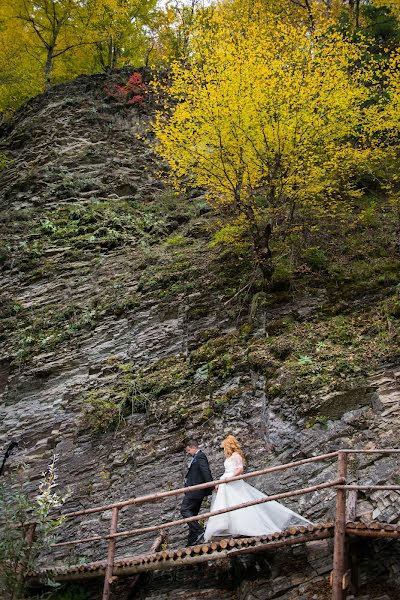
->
<box><xmin>1</xmin><ymin>70</ymin><xmax>399</xmax><ymax>599</ymax></box>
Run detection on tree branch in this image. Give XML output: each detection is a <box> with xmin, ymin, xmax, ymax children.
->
<box><xmin>53</xmin><ymin>39</ymin><xmax>97</xmax><ymax>58</ymax></box>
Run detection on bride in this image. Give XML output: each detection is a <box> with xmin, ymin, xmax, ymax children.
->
<box><xmin>204</xmin><ymin>435</ymin><xmax>311</xmax><ymax>541</ymax></box>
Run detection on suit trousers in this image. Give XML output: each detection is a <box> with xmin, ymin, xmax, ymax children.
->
<box><xmin>180</xmin><ymin>495</ymin><xmax>204</xmax><ymax>544</ymax></box>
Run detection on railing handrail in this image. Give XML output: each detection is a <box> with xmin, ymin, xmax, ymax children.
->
<box><xmin>60</xmin><ymin>448</ymin><xmax>400</xmax><ymax>520</ymax></box>
<box><xmin>49</xmin><ymin>447</ymin><xmax>400</xmax><ymax>549</ymax></box>
<box><xmin>61</xmin><ymin>450</ymin><xmax>341</xmax><ymax>519</ymax></box>
<box><xmin>340</xmin><ymin>485</ymin><xmax>400</xmax><ymax>490</ymax></box>
<box><xmin>52</xmin><ymin>477</ymin><xmax>344</xmax><ymax>548</ymax></box>
<box><xmin>340</xmin><ymin>449</ymin><xmax>400</xmax><ymax>454</ymax></box>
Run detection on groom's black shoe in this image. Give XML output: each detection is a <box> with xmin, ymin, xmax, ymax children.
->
<box><xmin>194</xmin><ymin>533</ymin><xmax>205</xmax><ymax>544</ymax></box>
<box><xmin>187</xmin><ymin>532</ymin><xmax>205</xmax><ymax>546</ymax></box>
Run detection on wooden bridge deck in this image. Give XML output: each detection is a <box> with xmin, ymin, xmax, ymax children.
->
<box><xmin>32</xmin><ymin>521</ymin><xmax>400</xmax><ymax>582</ymax></box>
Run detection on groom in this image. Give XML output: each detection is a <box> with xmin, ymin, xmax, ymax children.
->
<box><xmin>181</xmin><ymin>438</ymin><xmax>214</xmax><ymax>546</ymax></box>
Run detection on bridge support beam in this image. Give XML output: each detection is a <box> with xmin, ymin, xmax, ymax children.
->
<box><xmin>332</xmin><ymin>452</ymin><xmax>348</xmax><ymax>600</ymax></box>
<box><xmin>102</xmin><ymin>506</ymin><xmax>119</xmax><ymax>600</ymax></box>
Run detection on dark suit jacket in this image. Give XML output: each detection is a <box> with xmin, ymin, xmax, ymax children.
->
<box><xmin>184</xmin><ymin>450</ymin><xmax>213</xmax><ymax>499</ymax></box>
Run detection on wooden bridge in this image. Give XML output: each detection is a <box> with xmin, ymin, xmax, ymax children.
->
<box><xmin>30</xmin><ymin>449</ymin><xmax>400</xmax><ymax>600</ymax></box>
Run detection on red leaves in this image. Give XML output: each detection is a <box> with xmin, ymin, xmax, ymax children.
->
<box><xmin>126</xmin><ymin>72</ymin><xmax>145</xmax><ymax>88</ymax></box>
<box><xmin>127</xmin><ymin>94</ymin><xmax>145</xmax><ymax>104</ymax></box>
<box><xmin>103</xmin><ymin>72</ymin><xmax>147</xmax><ymax>106</ymax></box>
<box><xmin>104</xmin><ymin>83</ymin><xmax>127</xmax><ymax>99</ymax></box>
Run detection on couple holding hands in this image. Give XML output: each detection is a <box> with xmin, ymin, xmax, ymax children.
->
<box><xmin>181</xmin><ymin>435</ymin><xmax>311</xmax><ymax>546</ymax></box>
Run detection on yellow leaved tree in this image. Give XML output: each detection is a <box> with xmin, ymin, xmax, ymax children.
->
<box><xmin>153</xmin><ymin>1</ymin><xmax>376</xmax><ymax>282</ymax></box>
<box><xmin>361</xmin><ymin>49</ymin><xmax>400</xmax><ymax>236</ymax></box>
<box><xmin>88</xmin><ymin>0</ymin><xmax>157</xmax><ymax>72</ymax></box>
<box><xmin>10</xmin><ymin>0</ymin><xmax>94</xmax><ymax>92</ymax></box>
<box><xmin>0</xmin><ymin>1</ymin><xmax>43</xmax><ymax>115</ymax></box>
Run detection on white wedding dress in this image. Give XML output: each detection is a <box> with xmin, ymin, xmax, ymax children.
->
<box><xmin>204</xmin><ymin>452</ymin><xmax>311</xmax><ymax>541</ymax></box>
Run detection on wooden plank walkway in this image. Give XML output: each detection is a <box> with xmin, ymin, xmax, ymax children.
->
<box><xmin>31</xmin><ymin>521</ymin><xmax>400</xmax><ymax>582</ymax></box>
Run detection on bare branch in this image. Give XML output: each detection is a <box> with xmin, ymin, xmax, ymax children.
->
<box><xmin>53</xmin><ymin>40</ymin><xmax>97</xmax><ymax>58</ymax></box>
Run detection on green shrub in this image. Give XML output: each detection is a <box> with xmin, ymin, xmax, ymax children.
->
<box><xmin>389</xmin><ymin>300</ymin><xmax>400</xmax><ymax>318</ymax></box>
<box><xmin>0</xmin><ymin>457</ymin><xmax>67</xmax><ymax>600</ymax></box>
<box><xmin>270</xmin><ymin>262</ymin><xmax>293</xmax><ymax>291</ymax></box>
<box><xmin>0</xmin><ymin>299</ymin><xmax>23</xmax><ymax>319</ymax></box>
<box><xmin>81</xmin><ymin>391</ymin><xmax>125</xmax><ymax>432</ymax></box>
<box><xmin>303</xmin><ymin>246</ymin><xmax>328</xmax><ymax>271</ymax></box>
<box><xmin>265</xmin><ymin>317</ymin><xmax>294</xmax><ymax>335</ymax></box>
<box><xmin>297</xmin><ymin>354</ymin><xmax>313</xmax><ymax>365</ymax></box>
<box><xmin>269</xmin><ymin>339</ymin><xmax>293</xmax><ymax>360</ymax></box>
<box><xmin>266</xmin><ymin>383</ymin><xmax>282</xmax><ymax>398</ymax></box>
<box><xmin>385</xmin><ymin>292</ymin><xmax>400</xmax><ymax>318</ymax></box>
<box><xmin>0</xmin><ymin>152</ymin><xmax>11</xmax><ymax>171</ymax></box>
<box><xmin>165</xmin><ymin>234</ymin><xmax>188</xmax><ymax>246</ymax></box>
<box><xmin>0</xmin><ymin>243</ymin><xmax>10</xmax><ymax>265</ymax></box>
<box><xmin>305</xmin><ymin>415</ymin><xmax>329</xmax><ymax>430</ymax></box>
<box><xmin>201</xmin><ymin>406</ymin><xmax>214</xmax><ymax>420</ymax></box>
<box><xmin>80</xmin><ymin>361</ymin><xmax>154</xmax><ymax>433</ymax></box>
<box><xmin>81</xmin><ymin>383</ymin><xmax>148</xmax><ymax>433</ymax></box>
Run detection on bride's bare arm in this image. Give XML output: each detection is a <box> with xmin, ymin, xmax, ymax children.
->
<box><xmin>232</xmin><ymin>452</ymin><xmax>244</xmax><ymax>477</ymax></box>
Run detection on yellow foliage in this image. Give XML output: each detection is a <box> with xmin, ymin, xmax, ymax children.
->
<box><xmin>0</xmin><ymin>0</ymin><xmax>157</xmax><ymax>114</ymax></box>
<box><xmin>88</xmin><ymin>0</ymin><xmax>157</xmax><ymax>70</ymax></box>
<box><xmin>0</xmin><ymin>2</ymin><xmax>44</xmax><ymax>113</ymax></box>
<box><xmin>372</xmin><ymin>0</ymin><xmax>400</xmax><ymax>18</ymax></box>
<box><xmin>153</xmin><ymin>3</ymin><xmax>378</xmax><ymax>232</ymax></box>
<box><xmin>209</xmin><ymin>215</ymin><xmax>250</xmax><ymax>249</ymax></box>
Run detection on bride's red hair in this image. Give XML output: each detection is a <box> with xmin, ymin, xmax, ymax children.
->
<box><xmin>222</xmin><ymin>435</ymin><xmax>245</xmax><ymax>462</ymax></box>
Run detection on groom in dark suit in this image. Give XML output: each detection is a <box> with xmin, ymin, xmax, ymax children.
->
<box><xmin>181</xmin><ymin>438</ymin><xmax>214</xmax><ymax>546</ymax></box>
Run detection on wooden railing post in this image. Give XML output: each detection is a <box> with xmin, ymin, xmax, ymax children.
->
<box><xmin>102</xmin><ymin>506</ymin><xmax>119</xmax><ymax>600</ymax></box>
<box><xmin>332</xmin><ymin>451</ymin><xmax>347</xmax><ymax>600</ymax></box>
<box><xmin>346</xmin><ymin>490</ymin><xmax>357</xmax><ymax>523</ymax></box>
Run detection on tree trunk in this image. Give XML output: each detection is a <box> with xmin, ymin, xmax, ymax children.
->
<box><xmin>97</xmin><ymin>41</ymin><xmax>107</xmax><ymax>71</ymax></box>
<box><xmin>252</xmin><ymin>221</ymin><xmax>274</xmax><ymax>289</ymax></box>
<box><xmin>112</xmin><ymin>46</ymin><xmax>120</xmax><ymax>71</ymax></box>
<box><xmin>304</xmin><ymin>0</ymin><xmax>314</xmax><ymax>31</ymax></box>
<box><xmin>45</xmin><ymin>46</ymin><xmax>54</xmax><ymax>91</ymax></box>
<box><xmin>349</xmin><ymin>0</ymin><xmax>360</xmax><ymax>28</ymax></box>
<box><xmin>106</xmin><ymin>38</ymin><xmax>114</xmax><ymax>72</ymax></box>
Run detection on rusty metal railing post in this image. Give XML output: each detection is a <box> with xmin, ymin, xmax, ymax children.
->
<box><xmin>102</xmin><ymin>506</ymin><xmax>119</xmax><ymax>600</ymax></box>
<box><xmin>332</xmin><ymin>451</ymin><xmax>347</xmax><ymax>600</ymax></box>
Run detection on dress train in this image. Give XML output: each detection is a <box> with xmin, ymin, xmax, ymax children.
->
<box><xmin>204</xmin><ymin>452</ymin><xmax>311</xmax><ymax>541</ymax></box>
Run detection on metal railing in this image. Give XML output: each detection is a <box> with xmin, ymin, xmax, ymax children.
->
<box><xmin>41</xmin><ymin>448</ymin><xmax>400</xmax><ymax>600</ymax></box>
